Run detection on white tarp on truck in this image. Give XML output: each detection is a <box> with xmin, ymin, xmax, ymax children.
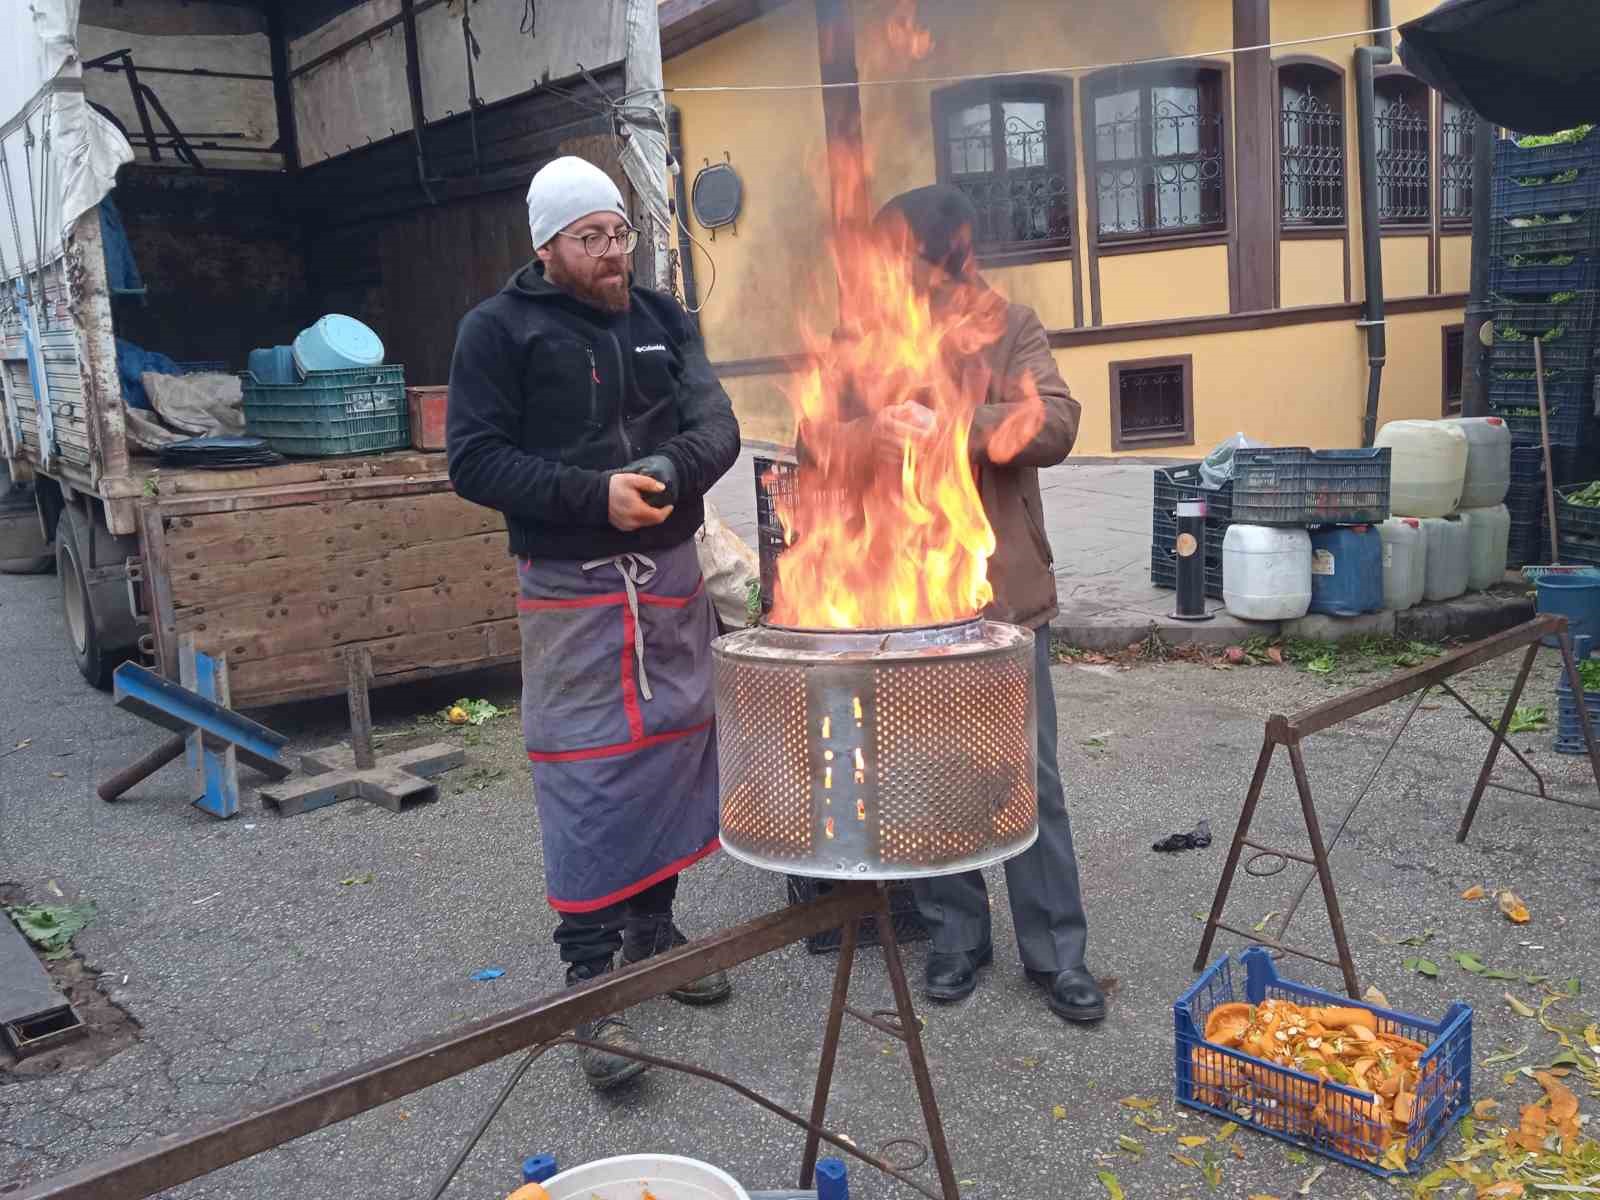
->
<box><xmin>0</xmin><ymin>0</ymin><xmax>134</xmax><ymax>280</ymax></box>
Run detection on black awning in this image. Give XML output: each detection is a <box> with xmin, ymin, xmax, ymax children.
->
<box><xmin>1397</xmin><ymin>0</ymin><xmax>1600</xmax><ymax>134</ymax></box>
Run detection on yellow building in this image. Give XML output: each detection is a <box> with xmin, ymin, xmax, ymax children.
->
<box><xmin>660</xmin><ymin>0</ymin><xmax>1473</xmax><ymax>455</ymax></box>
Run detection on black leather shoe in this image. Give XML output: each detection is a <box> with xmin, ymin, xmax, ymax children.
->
<box><xmin>923</xmin><ymin>944</ymin><xmax>993</xmax><ymax>1002</ymax></box>
<box><xmin>574</xmin><ymin>1015</ymin><xmax>648</xmax><ymax>1090</ymax></box>
<box><xmin>1025</xmin><ymin>965</ymin><xmax>1107</xmax><ymax>1022</ymax></box>
<box><xmin>621</xmin><ymin>917</ymin><xmax>733</xmax><ymax>1006</ymax></box>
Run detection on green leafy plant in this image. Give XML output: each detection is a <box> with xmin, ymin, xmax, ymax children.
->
<box><xmin>1515</xmin><ymin>124</ymin><xmax>1594</xmax><ymax>149</ymax></box>
<box><xmin>1563</xmin><ymin>481</ymin><xmax>1600</xmax><ymax>508</ymax></box>
<box><xmin>744</xmin><ymin>578</ymin><xmax>762</xmax><ymax>627</ymax></box>
<box><xmin>441</xmin><ymin>698</ymin><xmax>502</xmax><ymax>726</ymax></box>
<box><xmin>6</xmin><ymin>902</ymin><xmax>95</xmax><ymax>959</ymax></box>
<box><xmin>1509</xmin><ymin>705</ymin><xmax>1549</xmax><ymax>733</ymax></box>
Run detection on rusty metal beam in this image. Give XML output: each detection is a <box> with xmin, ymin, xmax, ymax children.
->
<box><xmin>1275</xmin><ymin>615</ymin><xmax>1568</xmax><ymax>741</ymax></box>
<box><xmin>12</xmin><ymin>886</ymin><xmax>879</xmax><ymax>1200</ymax></box>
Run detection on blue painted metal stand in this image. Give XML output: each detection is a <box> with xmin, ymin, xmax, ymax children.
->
<box><xmin>111</xmin><ymin>639</ymin><xmax>293</xmax><ymax>819</ymax></box>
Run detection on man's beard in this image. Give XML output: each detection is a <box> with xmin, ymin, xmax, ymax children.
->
<box><xmin>549</xmin><ymin>258</ymin><xmax>631</xmax><ymax>314</ymax></box>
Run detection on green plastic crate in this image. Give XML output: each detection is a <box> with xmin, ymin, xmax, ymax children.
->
<box><xmin>241</xmin><ymin>365</ymin><xmax>408</xmax><ymax>457</ymax></box>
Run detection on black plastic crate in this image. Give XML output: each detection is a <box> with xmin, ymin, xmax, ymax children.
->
<box><xmin>1490</xmin><ymin>333</ymin><xmax>1597</xmax><ymax>374</ymax></box>
<box><xmin>785</xmin><ymin>875</ymin><xmax>928</xmax><ymax>954</ymax></box>
<box><xmin>1511</xmin><ymin>443</ymin><xmax>1593</xmax><ymax>487</ymax></box>
<box><xmin>1492</xmin><ymin>175</ymin><xmax>1600</xmax><ymax>219</ymax></box>
<box><xmin>1496</xmin><ymin>134</ymin><xmax>1600</xmax><ymax>178</ymax></box>
<box><xmin>1150</xmin><ymin>545</ymin><xmax>1225</xmax><ymax>599</ymax></box>
<box><xmin>1493</xmin><ymin>293</ymin><xmax>1600</xmax><ymax>340</ymax></box>
<box><xmin>1152</xmin><ymin>462</ymin><xmax>1234</xmax><ymax>522</ymax></box>
<box><xmin>1491</xmin><ymin>253</ymin><xmax>1600</xmax><ymax>295</ymax></box>
<box><xmin>754</xmin><ymin>456</ymin><xmax>797</xmax><ymax>615</ymax></box>
<box><xmin>1488</xmin><ymin>398</ymin><xmax>1592</xmax><ymax>448</ymax></box>
<box><xmin>1508</xmin><ymin>516</ymin><xmax>1546</xmax><ymax>568</ymax></box>
<box><xmin>1489</xmin><ymin>369</ymin><xmax>1593</xmax><ymax>409</ymax></box>
<box><xmin>1556</xmin><ymin>481</ymin><xmax>1600</xmax><ymax>539</ymax></box>
<box><xmin>1228</xmin><ymin>447</ymin><xmax>1390</xmax><ymax>526</ymax></box>
<box><xmin>1152</xmin><ymin>509</ymin><xmax>1227</xmax><ymax>556</ymax></box>
<box><xmin>1492</xmin><ymin>214</ymin><xmax>1600</xmax><ymax>259</ymax></box>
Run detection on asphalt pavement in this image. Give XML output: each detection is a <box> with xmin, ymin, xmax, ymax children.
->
<box><xmin>3</xmin><ymin>548</ymin><xmax>1598</xmax><ymax>1200</ymax></box>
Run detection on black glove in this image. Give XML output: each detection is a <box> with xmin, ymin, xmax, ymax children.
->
<box><xmin>619</xmin><ymin>454</ymin><xmax>679</xmax><ymax>509</ymax></box>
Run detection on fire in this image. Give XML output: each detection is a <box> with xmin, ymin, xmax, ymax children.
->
<box><xmin>881</xmin><ymin>0</ymin><xmax>934</xmax><ymax>62</ymax></box>
<box><xmin>768</xmin><ymin>141</ymin><xmax>1045</xmax><ymax>631</ymax></box>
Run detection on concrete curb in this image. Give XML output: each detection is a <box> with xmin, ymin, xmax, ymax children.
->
<box><xmin>1050</xmin><ymin>586</ymin><xmax>1536</xmax><ymax>652</ymax></box>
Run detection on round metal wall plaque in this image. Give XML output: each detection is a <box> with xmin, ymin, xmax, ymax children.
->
<box><xmin>691</xmin><ymin>160</ymin><xmax>743</xmax><ymax>229</ymax></box>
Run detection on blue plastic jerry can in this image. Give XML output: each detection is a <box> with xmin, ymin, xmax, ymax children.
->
<box><xmin>522</xmin><ymin>1154</ymin><xmax>557</xmax><ymax>1184</ymax></box>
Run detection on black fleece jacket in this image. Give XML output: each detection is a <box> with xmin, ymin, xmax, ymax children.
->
<box><xmin>446</xmin><ymin>262</ymin><xmax>741</xmax><ymax>560</ymax></box>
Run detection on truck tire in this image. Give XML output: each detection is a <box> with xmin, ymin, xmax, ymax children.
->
<box><xmin>56</xmin><ymin>504</ymin><xmax>138</xmax><ymax>690</ymax></box>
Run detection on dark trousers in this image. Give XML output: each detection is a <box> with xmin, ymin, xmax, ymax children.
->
<box><xmin>555</xmin><ymin>874</ymin><xmax>679</xmax><ymax>970</ymax></box>
<box><xmin>911</xmin><ymin>630</ymin><xmax>1089</xmax><ymax>973</ymax></box>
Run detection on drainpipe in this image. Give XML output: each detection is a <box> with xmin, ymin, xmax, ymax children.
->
<box><xmin>668</xmin><ymin>106</ymin><xmax>701</xmax><ymax>330</ymax></box>
<box><xmin>1355</xmin><ymin>0</ymin><xmax>1393</xmax><ymax>447</ymax></box>
<box><xmin>1460</xmin><ymin>115</ymin><xmax>1495</xmax><ymax>417</ymax></box>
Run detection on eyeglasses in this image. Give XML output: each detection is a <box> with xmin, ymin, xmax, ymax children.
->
<box><xmin>558</xmin><ymin>227</ymin><xmax>640</xmax><ymax>257</ymax></box>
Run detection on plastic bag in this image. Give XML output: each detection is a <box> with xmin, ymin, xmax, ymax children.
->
<box><xmin>696</xmin><ymin>499</ymin><xmax>760</xmax><ymax>632</ymax></box>
<box><xmin>1200</xmin><ymin>432</ymin><xmax>1267</xmax><ymax>489</ymax></box>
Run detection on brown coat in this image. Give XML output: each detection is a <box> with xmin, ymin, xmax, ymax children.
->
<box><xmin>968</xmin><ymin>295</ymin><xmax>1080</xmax><ymax>630</ymax></box>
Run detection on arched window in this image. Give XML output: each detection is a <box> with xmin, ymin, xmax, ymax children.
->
<box><xmin>1278</xmin><ymin>63</ymin><xmax>1345</xmax><ymax>227</ymax></box>
<box><xmin>932</xmin><ymin>79</ymin><xmax>1074</xmax><ymax>262</ymax></box>
<box><xmin>1440</xmin><ymin>97</ymin><xmax>1475</xmax><ymax>225</ymax></box>
<box><xmin>1374</xmin><ymin>75</ymin><xmax>1431</xmax><ymax>225</ymax></box>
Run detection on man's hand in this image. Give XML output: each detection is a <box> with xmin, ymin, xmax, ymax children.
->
<box><xmin>872</xmin><ymin>401</ymin><xmax>937</xmax><ymax>468</ymax></box>
<box><xmin>608</xmin><ymin>472</ymin><xmax>673</xmax><ymax>531</ymax></box>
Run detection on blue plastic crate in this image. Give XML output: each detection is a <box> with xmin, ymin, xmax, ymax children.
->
<box><xmin>1487</xmin><ymin>398</ymin><xmax>1592</xmax><ymax>449</ymax></box>
<box><xmin>1491</xmin><ymin>213</ymin><xmax>1600</xmax><ymax>258</ymax></box>
<box><xmin>1176</xmin><ymin>948</ymin><xmax>1471</xmax><ymax>1179</ymax></box>
<box><xmin>1496</xmin><ymin>134</ymin><xmax>1600</xmax><ymax>178</ymax></box>
<box><xmin>241</xmin><ymin>365</ymin><xmax>408</xmax><ymax>458</ymax></box>
<box><xmin>1491</xmin><ymin>253</ymin><xmax>1600</xmax><ymax>295</ymax></box>
<box><xmin>1488</xmin><ymin>369</ymin><xmax>1593</xmax><ymax>408</ymax></box>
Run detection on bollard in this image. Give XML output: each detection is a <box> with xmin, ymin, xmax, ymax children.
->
<box><xmin>1170</xmin><ymin>498</ymin><xmax>1215</xmax><ymax>622</ymax></box>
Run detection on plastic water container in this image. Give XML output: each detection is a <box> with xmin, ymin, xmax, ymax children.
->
<box><xmin>1379</xmin><ymin>517</ymin><xmax>1425</xmax><ymax>611</ymax></box>
<box><xmin>1308</xmin><ymin>525</ymin><xmax>1383</xmax><ymax>616</ymax></box>
<box><xmin>1536</xmin><ymin>572</ymin><xmax>1600</xmax><ymax>647</ymax></box>
<box><xmin>292</xmin><ymin>314</ymin><xmax>384</xmax><ymax>374</ymax></box>
<box><xmin>1374</xmin><ymin>420</ymin><xmax>1470</xmax><ymax>518</ymax></box>
<box><xmin>1222</xmin><ymin>525</ymin><xmax>1312</xmax><ymax>620</ymax></box>
<box><xmin>542</xmin><ymin>1156</ymin><xmax>750</xmax><ymax>1200</ymax></box>
<box><xmin>1421</xmin><ymin>515</ymin><xmax>1470</xmax><ymax>601</ymax></box>
<box><xmin>1461</xmin><ymin>503</ymin><xmax>1511</xmax><ymax>591</ymax></box>
<box><xmin>247</xmin><ymin>345</ymin><xmax>300</xmax><ymax>385</ymax></box>
<box><xmin>1443</xmin><ymin>416</ymin><xmax>1512</xmax><ymax>509</ymax></box>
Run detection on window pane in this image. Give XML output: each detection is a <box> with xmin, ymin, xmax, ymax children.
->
<box><xmin>1001</xmin><ymin>100</ymin><xmax>1049</xmax><ymax>170</ymax></box>
<box><xmin>1375</xmin><ymin>83</ymin><xmax>1430</xmax><ymax>223</ymax></box>
<box><xmin>946</xmin><ymin>104</ymin><xmax>993</xmax><ymax>176</ymax></box>
<box><xmin>1280</xmin><ymin>74</ymin><xmax>1344</xmax><ymax>225</ymax></box>
<box><xmin>1152</xmin><ymin>85</ymin><xmax>1200</xmax><ymax>157</ymax></box>
<box><xmin>1095</xmin><ymin>90</ymin><xmax>1139</xmax><ymax>162</ymax></box>
<box><xmin>1441</xmin><ymin>99</ymin><xmax>1474</xmax><ymax>221</ymax></box>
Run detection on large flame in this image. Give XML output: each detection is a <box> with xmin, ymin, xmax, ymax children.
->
<box><xmin>768</xmin><ymin>142</ymin><xmax>1045</xmax><ymax>631</ymax></box>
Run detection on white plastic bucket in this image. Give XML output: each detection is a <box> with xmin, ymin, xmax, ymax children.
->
<box><xmin>542</xmin><ymin>1155</ymin><xmax>751</xmax><ymax>1200</ymax></box>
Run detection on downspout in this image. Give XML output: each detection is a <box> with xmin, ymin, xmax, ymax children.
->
<box><xmin>1355</xmin><ymin>0</ymin><xmax>1393</xmax><ymax>447</ymax></box>
<box><xmin>667</xmin><ymin>106</ymin><xmax>701</xmax><ymax>330</ymax></box>
<box><xmin>1460</xmin><ymin>114</ymin><xmax>1495</xmax><ymax>417</ymax></box>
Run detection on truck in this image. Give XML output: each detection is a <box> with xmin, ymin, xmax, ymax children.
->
<box><xmin>0</xmin><ymin>0</ymin><xmax>673</xmax><ymax>707</ymax></box>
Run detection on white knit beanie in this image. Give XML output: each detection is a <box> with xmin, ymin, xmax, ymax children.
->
<box><xmin>526</xmin><ymin>156</ymin><xmax>628</xmax><ymax>251</ymax></box>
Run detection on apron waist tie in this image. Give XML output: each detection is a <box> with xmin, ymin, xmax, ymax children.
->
<box><xmin>582</xmin><ymin>552</ymin><xmax>658</xmax><ymax>701</ymax></box>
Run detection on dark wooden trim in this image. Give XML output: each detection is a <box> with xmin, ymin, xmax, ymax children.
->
<box><xmin>1441</xmin><ymin>322</ymin><xmax>1466</xmax><ymax>417</ymax></box>
<box><xmin>1109</xmin><ymin>353</ymin><xmax>1195</xmax><ymax>451</ymax></box>
<box><xmin>1095</xmin><ymin>230</ymin><xmax>1232</xmax><ymax>257</ymax></box>
<box><xmin>1273</xmin><ymin>53</ymin><xmax>1348</xmax><ymax>74</ymax></box>
<box><xmin>1233</xmin><ymin>0</ymin><xmax>1273</xmax><ymax>313</ymax></box>
<box><xmin>1378</xmin><ymin>226</ymin><xmax>1433</xmax><ymax>238</ymax></box>
<box><xmin>1281</xmin><ymin>226</ymin><xmax>1346</xmax><ymax>240</ymax></box>
<box><xmin>931</xmin><ymin>75</ymin><xmax>1079</xmax><ymax>267</ymax></box>
<box><xmin>814</xmin><ymin>0</ymin><xmax>865</xmax><ymax>231</ymax></box>
<box><xmin>1344</xmin><ymin>228</ymin><xmax>1352</xmax><ymax>302</ymax></box>
<box><xmin>660</xmin><ymin>0</ymin><xmax>794</xmax><ymax>60</ymax></box>
<box><xmin>704</xmin><ymin>294</ymin><xmax>1471</xmax><ymax>377</ymax></box>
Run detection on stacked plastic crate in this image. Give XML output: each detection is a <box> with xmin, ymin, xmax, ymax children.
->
<box><xmin>1488</xmin><ymin>129</ymin><xmax>1600</xmax><ymax>566</ymax></box>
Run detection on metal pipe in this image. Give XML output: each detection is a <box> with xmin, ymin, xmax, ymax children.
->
<box><xmin>1355</xmin><ymin>0</ymin><xmax>1393</xmax><ymax>447</ymax></box>
<box><xmin>399</xmin><ymin>0</ymin><xmax>437</xmax><ymax>202</ymax></box>
<box><xmin>288</xmin><ymin>0</ymin><xmax>451</xmax><ymax>80</ymax></box>
<box><xmin>1461</xmin><ymin>113</ymin><xmax>1496</xmax><ymax>416</ymax></box>
<box><xmin>668</xmin><ymin>105</ymin><xmax>701</xmax><ymax>328</ymax></box>
<box><xmin>266</xmin><ymin>0</ymin><xmax>299</xmax><ymax>173</ymax></box>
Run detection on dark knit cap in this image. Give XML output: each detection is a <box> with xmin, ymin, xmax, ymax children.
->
<box><xmin>872</xmin><ymin>184</ymin><xmax>978</xmax><ymax>277</ymax></box>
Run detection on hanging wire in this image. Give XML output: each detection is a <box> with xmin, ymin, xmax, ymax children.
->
<box><xmin>616</xmin><ymin>22</ymin><xmax>1401</xmax><ymax>102</ymax></box>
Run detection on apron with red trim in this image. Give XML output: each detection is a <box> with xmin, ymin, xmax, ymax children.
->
<box><xmin>517</xmin><ymin>538</ymin><xmax>720</xmax><ymax>913</ymax></box>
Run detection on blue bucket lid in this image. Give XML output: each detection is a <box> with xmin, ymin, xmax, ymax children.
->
<box><xmin>307</xmin><ymin>315</ymin><xmax>383</xmax><ymax>366</ymax></box>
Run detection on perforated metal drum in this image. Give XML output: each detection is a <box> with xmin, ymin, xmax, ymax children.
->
<box><xmin>713</xmin><ymin>618</ymin><xmax>1038</xmax><ymax>880</ymax></box>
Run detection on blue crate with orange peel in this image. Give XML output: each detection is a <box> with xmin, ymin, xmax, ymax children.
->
<box><xmin>1175</xmin><ymin>948</ymin><xmax>1471</xmax><ymax>1178</ymax></box>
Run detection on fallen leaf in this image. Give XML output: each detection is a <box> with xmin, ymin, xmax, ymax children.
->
<box><xmin>1483</xmin><ymin>1044</ymin><xmax>1528</xmax><ymax>1065</ymax></box>
<box><xmin>1497</xmin><ymin>890</ymin><xmax>1531</xmax><ymax>924</ymax></box>
<box><xmin>338</xmin><ymin>873</ymin><xmax>375</xmax><ymax>886</ymax></box>
<box><xmin>1266</xmin><ymin>646</ymin><xmax>1284</xmax><ymax>665</ymax></box>
<box><xmin>1170</xmin><ymin>1153</ymin><xmax>1201</xmax><ymax>1168</ymax></box>
<box><xmin>1461</xmin><ymin>884</ymin><xmax>1487</xmax><ymax>901</ymax></box>
<box><xmin>1216</xmin><ymin>1121</ymin><xmax>1239</xmax><ymax>1141</ymax></box>
<box><xmin>1406</xmin><ymin>957</ymin><xmax>1440</xmax><ymax>978</ymax></box>
<box><xmin>1380</xmin><ymin>1141</ymin><xmax>1409</xmax><ymax>1172</ymax></box>
<box><xmin>1248</xmin><ymin>1196</ymin><xmax>1282</xmax><ymax>1200</ymax></box>
<box><xmin>1363</xmin><ymin>984</ymin><xmax>1391</xmax><ymax>1008</ymax></box>
<box><xmin>1536</xmin><ymin>1070</ymin><xmax>1581</xmax><ymax>1137</ymax></box>
<box><xmin>1051</xmin><ymin>1104</ymin><xmax>1067</xmax><ymax>1121</ymax></box>
<box><xmin>1097</xmin><ymin>1170</ymin><xmax>1124</xmax><ymax>1200</ymax></box>
<box><xmin>1253</xmin><ymin>911</ymin><xmax>1279</xmax><ymax>933</ymax></box>
<box><xmin>1479</xmin><ymin>1183</ymin><xmax>1525</xmax><ymax>1198</ymax></box>
<box><xmin>1506</xmin><ymin>993</ymin><xmax>1537</xmax><ymax>1018</ymax></box>
<box><xmin>1451</xmin><ymin>951</ymin><xmax>1487</xmax><ymax>974</ymax></box>
<box><xmin>1473</xmin><ymin>1098</ymin><xmax>1501</xmax><ymax>1118</ymax></box>
<box><xmin>1298</xmin><ymin>1165</ymin><xmax>1327</xmax><ymax>1195</ymax></box>
<box><xmin>1117</xmin><ymin>1134</ymin><xmax>1144</xmax><ymax>1156</ymax></box>
<box><xmin>1230</xmin><ymin>1141</ymin><xmax>1245</xmax><ymax>1161</ymax></box>
<box><xmin>1017</xmin><ymin>1055</ymin><xmax>1041</xmax><ymax>1069</ymax></box>
<box><xmin>1559</xmin><ymin>977</ymin><xmax>1581</xmax><ymax>997</ymax></box>
<box><xmin>1283</xmin><ymin>1149</ymin><xmax>1310</xmax><ymax>1166</ymax></box>
<box><xmin>48</xmin><ymin>771</ymin><xmax>65</xmax><ymax>779</ymax></box>
<box><xmin>1398</xmin><ymin>929</ymin><xmax>1436</xmax><ymax>947</ymax></box>
<box><xmin>1483</xmin><ymin>967</ymin><xmax>1522</xmax><ymax>981</ymax></box>
<box><xmin>1133</xmin><ymin>1115</ymin><xmax>1175</xmax><ymax>1134</ymax></box>
<box><xmin>1118</xmin><ymin>1096</ymin><xmax>1159</xmax><ymax>1110</ymax></box>
<box><xmin>1178</xmin><ymin>1135</ymin><xmax>1211</xmax><ymax>1147</ymax></box>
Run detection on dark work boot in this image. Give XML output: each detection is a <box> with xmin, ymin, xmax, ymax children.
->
<box><xmin>567</xmin><ymin>958</ymin><xmax>647</xmax><ymax>1090</ymax></box>
<box><xmin>621</xmin><ymin>915</ymin><xmax>733</xmax><ymax>1006</ymax></box>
